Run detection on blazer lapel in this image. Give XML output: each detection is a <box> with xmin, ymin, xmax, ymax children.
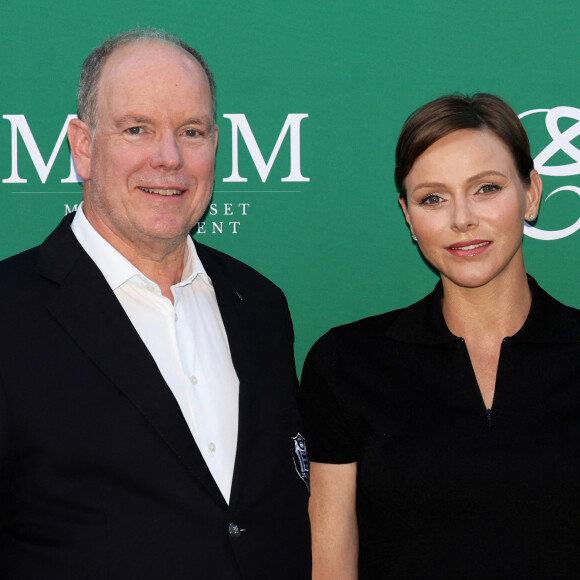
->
<box><xmin>38</xmin><ymin>218</ymin><xmax>227</xmax><ymax>507</ymax></box>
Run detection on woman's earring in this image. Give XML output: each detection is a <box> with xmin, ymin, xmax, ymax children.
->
<box><xmin>411</xmin><ymin>234</ymin><xmax>418</xmax><ymax>242</ymax></box>
<box><xmin>528</xmin><ymin>213</ymin><xmax>537</xmax><ymax>221</ymax></box>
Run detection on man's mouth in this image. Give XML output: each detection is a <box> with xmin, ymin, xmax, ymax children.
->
<box><xmin>139</xmin><ymin>187</ymin><xmax>184</xmax><ymax>196</ymax></box>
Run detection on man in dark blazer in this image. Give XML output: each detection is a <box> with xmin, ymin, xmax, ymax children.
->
<box><xmin>0</xmin><ymin>29</ymin><xmax>310</xmax><ymax>579</ymax></box>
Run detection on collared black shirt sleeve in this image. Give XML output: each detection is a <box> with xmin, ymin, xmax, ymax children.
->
<box><xmin>299</xmin><ymin>330</ymin><xmax>358</xmax><ymax>464</ymax></box>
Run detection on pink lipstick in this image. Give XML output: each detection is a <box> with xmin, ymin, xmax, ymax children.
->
<box><xmin>446</xmin><ymin>240</ymin><xmax>492</xmax><ymax>257</ymax></box>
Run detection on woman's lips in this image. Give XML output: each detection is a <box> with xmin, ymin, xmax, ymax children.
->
<box><xmin>445</xmin><ymin>240</ymin><xmax>492</xmax><ymax>257</ymax></box>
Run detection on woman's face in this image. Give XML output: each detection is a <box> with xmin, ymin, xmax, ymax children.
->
<box><xmin>400</xmin><ymin>129</ymin><xmax>542</xmax><ymax>291</ymax></box>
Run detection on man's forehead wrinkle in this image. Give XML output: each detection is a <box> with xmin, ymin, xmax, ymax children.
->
<box><xmin>96</xmin><ymin>65</ymin><xmax>213</xmax><ymax>131</ymax></box>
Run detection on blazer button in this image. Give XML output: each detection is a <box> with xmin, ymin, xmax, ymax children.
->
<box><xmin>228</xmin><ymin>522</ymin><xmax>242</xmax><ymax>538</ymax></box>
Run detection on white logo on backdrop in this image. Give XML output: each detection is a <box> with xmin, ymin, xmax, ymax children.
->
<box><xmin>2</xmin><ymin>113</ymin><xmax>309</xmax><ymax>185</ymax></box>
<box><xmin>2</xmin><ymin>113</ymin><xmax>309</xmax><ymax>235</ymax></box>
<box><xmin>520</xmin><ymin>107</ymin><xmax>580</xmax><ymax>240</ymax></box>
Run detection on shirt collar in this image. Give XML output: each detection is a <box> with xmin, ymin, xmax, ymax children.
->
<box><xmin>70</xmin><ymin>203</ymin><xmax>211</xmax><ymax>291</ymax></box>
<box><xmin>385</xmin><ymin>276</ymin><xmax>580</xmax><ymax>345</ymax></box>
<box><xmin>385</xmin><ymin>281</ymin><xmax>456</xmax><ymax>345</ymax></box>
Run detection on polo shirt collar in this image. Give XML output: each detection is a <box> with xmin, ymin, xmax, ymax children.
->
<box><xmin>386</xmin><ymin>275</ymin><xmax>580</xmax><ymax>346</ymax></box>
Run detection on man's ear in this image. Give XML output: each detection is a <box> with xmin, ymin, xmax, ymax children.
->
<box><xmin>67</xmin><ymin>118</ymin><xmax>93</xmax><ymax>181</ymax></box>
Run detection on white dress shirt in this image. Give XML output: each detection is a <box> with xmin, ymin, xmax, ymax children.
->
<box><xmin>71</xmin><ymin>204</ymin><xmax>239</xmax><ymax>502</ymax></box>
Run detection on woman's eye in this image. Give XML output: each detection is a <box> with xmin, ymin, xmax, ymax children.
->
<box><xmin>420</xmin><ymin>193</ymin><xmax>443</xmax><ymax>205</ymax></box>
<box><xmin>479</xmin><ymin>183</ymin><xmax>500</xmax><ymax>194</ymax></box>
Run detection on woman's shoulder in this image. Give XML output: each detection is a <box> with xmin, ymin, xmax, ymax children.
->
<box><xmin>308</xmin><ymin>287</ymin><xmax>443</xmax><ymax>358</ymax></box>
<box><xmin>526</xmin><ymin>276</ymin><xmax>580</xmax><ymax>342</ymax></box>
<box><xmin>329</xmin><ymin>306</ymin><xmax>412</xmax><ymax>339</ymax></box>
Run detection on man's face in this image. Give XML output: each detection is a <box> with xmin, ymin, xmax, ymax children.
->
<box><xmin>70</xmin><ymin>41</ymin><xmax>217</xmax><ymax>259</ymax></box>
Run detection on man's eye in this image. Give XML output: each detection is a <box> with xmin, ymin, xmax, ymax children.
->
<box><xmin>127</xmin><ymin>127</ymin><xmax>142</xmax><ymax>135</ymax></box>
<box><xmin>184</xmin><ymin>129</ymin><xmax>199</xmax><ymax>137</ymax></box>
<box><xmin>420</xmin><ymin>194</ymin><xmax>443</xmax><ymax>205</ymax></box>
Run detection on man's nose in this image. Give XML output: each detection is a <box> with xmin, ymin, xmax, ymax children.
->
<box><xmin>150</xmin><ymin>131</ymin><xmax>183</xmax><ymax>170</ymax></box>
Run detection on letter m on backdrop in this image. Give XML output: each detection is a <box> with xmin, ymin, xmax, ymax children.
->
<box><xmin>3</xmin><ymin>115</ymin><xmax>80</xmax><ymax>184</ymax></box>
<box><xmin>223</xmin><ymin>114</ymin><xmax>309</xmax><ymax>183</ymax></box>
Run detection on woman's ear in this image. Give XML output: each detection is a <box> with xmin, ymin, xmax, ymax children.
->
<box><xmin>525</xmin><ymin>170</ymin><xmax>543</xmax><ymax>221</ymax></box>
<box><xmin>399</xmin><ymin>195</ymin><xmax>412</xmax><ymax>229</ymax></box>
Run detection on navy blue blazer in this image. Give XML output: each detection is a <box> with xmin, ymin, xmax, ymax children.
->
<box><xmin>0</xmin><ymin>214</ymin><xmax>311</xmax><ymax>579</ymax></box>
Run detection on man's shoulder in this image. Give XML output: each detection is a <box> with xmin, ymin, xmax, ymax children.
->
<box><xmin>0</xmin><ymin>245</ymin><xmax>41</xmax><ymax>283</ymax></box>
<box><xmin>0</xmin><ymin>246</ymin><xmax>49</xmax><ymax>315</ymax></box>
<box><xmin>0</xmin><ymin>215</ymin><xmax>81</xmax><ymax>291</ymax></box>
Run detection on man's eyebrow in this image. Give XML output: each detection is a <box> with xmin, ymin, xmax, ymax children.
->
<box><xmin>183</xmin><ymin>117</ymin><xmax>214</xmax><ymax>128</ymax></box>
<box><xmin>113</xmin><ymin>115</ymin><xmax>152</xmax><ymax>128</ymax></box>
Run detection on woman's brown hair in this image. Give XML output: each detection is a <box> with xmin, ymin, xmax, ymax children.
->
<box><xmin>395</xmin><ymin>93</ymin><xmax>534</xmax><ymax>200</ymax></box>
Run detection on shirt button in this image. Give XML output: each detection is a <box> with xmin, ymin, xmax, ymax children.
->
<box><xmin>208</xmin><ymin>442</ymin><xmax>216</xmax><ymax>453</ymax></box>
<box><xmin>174</xmin><ymin>313</ymin><xmax>178</xmax><ymax>322</ymax></box>
<box><xmin>228</xmin><ymin>522</ymin><xmax>242</xmax><ymax>538</ymax></box>
<box><xmin>145</xmin><ymin>284</ymin><xmax>155</xmax><ymax>293</ymax></box>
<box><xmin>189</xmin><ymin>375</ymin><xmax>198</xmax><ymax>385</ymax></box>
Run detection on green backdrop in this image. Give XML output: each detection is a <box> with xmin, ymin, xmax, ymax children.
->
<box><xmin>2</xmin><ymin>0</ymin><xmax>580</xmax><ymax>371</ymax></box>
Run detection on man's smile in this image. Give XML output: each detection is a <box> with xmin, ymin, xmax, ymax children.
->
<box><xmin>139</xmin><ymin>186</ymin><xmax>184</xmax><ymax>196</ymax></box>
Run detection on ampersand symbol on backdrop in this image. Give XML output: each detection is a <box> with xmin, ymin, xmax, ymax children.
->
<box><xmin>520</xmin><ymin>107</ymin><xmax>580</xmax><ymax>240</ymax></box>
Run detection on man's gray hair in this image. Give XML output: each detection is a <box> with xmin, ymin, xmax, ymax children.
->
<box><xmin>77</xmin><ymin>28</ymin><xmax>217</xmax><ymax>132</ymax></box>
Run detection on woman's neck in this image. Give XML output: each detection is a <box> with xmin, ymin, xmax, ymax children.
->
<box><xmin>441</xmin><ymin>268</ymin><xmax>532</xmax><ymax>341</ymax></box>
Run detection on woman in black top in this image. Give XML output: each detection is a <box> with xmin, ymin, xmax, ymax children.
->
<box><xmin>299</xmin><ymin>93</ymin><xmax>580</xmax><ymax>578</ymax></box>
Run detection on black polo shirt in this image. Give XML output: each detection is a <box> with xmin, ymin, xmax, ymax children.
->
<box><xmin>300</xmin><ymin>277</ymin><xmax>580</xmax><ymax>579</ymax></box>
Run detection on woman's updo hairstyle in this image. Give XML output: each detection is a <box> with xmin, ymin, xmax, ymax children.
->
<box><xmin>394</xmin><ymin>93</ymin><xmax>534</xmax><ymax>200</ymax></box>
